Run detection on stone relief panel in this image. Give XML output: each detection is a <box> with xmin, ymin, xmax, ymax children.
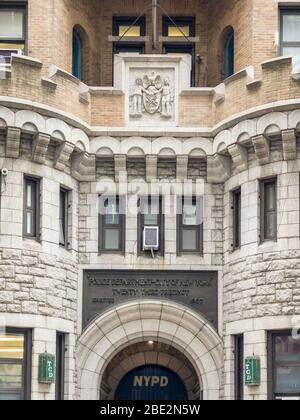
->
<box><xmin>129</xmin><ymin>69</ymin><xmax>175</xmax><ymax>124</ymax></box>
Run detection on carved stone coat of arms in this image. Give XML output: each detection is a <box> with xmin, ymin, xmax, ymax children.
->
<box><xmin>130</xmin><ymin>71</ymin><xmax>173</xmax><ymax>119</ymax></box>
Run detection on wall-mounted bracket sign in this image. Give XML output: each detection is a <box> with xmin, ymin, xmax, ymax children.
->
<box><xmin>38</xmin><ymin>353</ymin><xmax>55</xmax><ymax>384</ymax></box>
<box><xmin>245</xmin><ymin>356</ymin><xmax>261</xmax><ymax>386</ymax></box>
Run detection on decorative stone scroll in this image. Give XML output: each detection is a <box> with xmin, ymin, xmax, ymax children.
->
<box><xmin>114</xmin><ymin>54</ymin><xmax>192</xmax><ymax>127</ymax></box>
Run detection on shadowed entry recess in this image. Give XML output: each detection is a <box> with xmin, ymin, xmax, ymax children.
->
<box><xmin>100</xmin><ymin>341</ymin><xmax>202</xmax><ymax>400</ymax></box>
<box><xmin>115</xmin><ymin>365</ymin><xmax>188</xmax><ymax>400</ymax></box>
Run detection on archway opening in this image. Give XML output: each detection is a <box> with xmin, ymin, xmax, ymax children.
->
<box><xmin>100</xmin><ymin>341</ymin><xmax>202</xmax><ymax>401</ymax></box>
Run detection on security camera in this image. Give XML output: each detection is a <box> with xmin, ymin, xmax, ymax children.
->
<box><xmin>1</xmin><ymin>168</ymin><xmax>8</xmax><ymax>177</ymax></box>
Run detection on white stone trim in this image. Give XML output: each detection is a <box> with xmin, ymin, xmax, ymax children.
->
<box><xmin>77</xmin><ymin>300</ymin><xmax>223</xmax><ymax>400</ymax></box>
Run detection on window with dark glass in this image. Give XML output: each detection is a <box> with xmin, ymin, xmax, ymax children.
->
<box><xmin>0</xmin><ymin>4</ymin><xmax>26</xmax><ymax>65</ymax></box>
<box><xmin>260</xmin><ymin>178</ymin><xmax>277</xmax><ymax>242</ymax></box>
<box><xmin>55</xmin><ymin>332</ymin><xmax>66</xmax><ymax>401</ymax></box>
<box><xmin>280</xmin><ymin>9</ymin><xmax>300</xmax><ymax>56</ymax></box>
<box><xmin>234</xmin><ymin>334</ymin><xmax>244</xmax><ymax>400</ymax></box>
<box><xmin>98</xmin><ymin>195</ymin><xmax>125</xmax><ymax>254</ymax></box>
<box><xmin>138</xmin><ymin>196</ymin><xmax>164</xmax><ymax>255</ymax></box>
<box><xmin>224</xmin><ymin>28</ymin><xmax>234</xmax><ymax>79</ymax></box>
<box><xmin>268</xmin><ymin>331</ymin><xmax>300</xmax><ymax>400</ymax></box>
<box><xmin>177</xmin><ymin>196</ymin><xmax>203</xmax><ymax>255</ymax></box>
<box><xmin>72</xmin><ymin>29</ymin><xmax>82</xmax><ymax>80</ymax></box>
<box><xmin>23</xmin><ymin>176</ymin><xmax>40</xmax><ymax>240</ymax></box>
<box><xmin>232</xmin><ymin>188</ymin><xmax>241</xmax><ymax>250</ymax></box>
<box><xmin>59</xmin><ymin>188</ymin><xmax>69</xmax><ymax>248</ymax></box>
<box><xmin>162</xmin><ymin>16</ymin><xmax>196</xmax><ymax>86</ymax></box>
<box><xmin>113</xmin><ymin>16</ymin><xmax>146</xmax><ymax>54</ymax></box>
<box><xmin>0</xmin><ymin>328</ymin><xmax>32</xmax><ymax>400</ymax></box>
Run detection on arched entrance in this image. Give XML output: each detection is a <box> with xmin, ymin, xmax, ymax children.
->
<box><xmin>101</xmin><ymin>341</ymin><xmax>201</xmax><ymax>400</ymax></box>
<box><xmin>77</xmin><ymin>300</ymin><xmax>223</xmax><ymax>400</ymax></box>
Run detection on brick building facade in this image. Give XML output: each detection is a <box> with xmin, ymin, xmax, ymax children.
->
<box><xmin>0</xmin><ymin>0</ymin><xmax>300</xmax><ymax>401</ymax></box>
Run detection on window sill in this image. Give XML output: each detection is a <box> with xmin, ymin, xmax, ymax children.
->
<box><xmin>160</xmin><ymin>36</ymin><xmax>199</xmax><ymax>43</ymax></box>
<box><xmin>108</xmin><ymin>36</ymin><xmax>149</xmax><ymax>43</ymax></box>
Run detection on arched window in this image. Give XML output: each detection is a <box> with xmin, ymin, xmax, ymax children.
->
<box><xmin>72</xmin><ymin>28</ymin><xmax>82</xmax><ymax>80</ymax></box>
<box><xmin>224</xmin><ymin>28</ymin><xmax>234</xmax><ymax>79</ymax></box>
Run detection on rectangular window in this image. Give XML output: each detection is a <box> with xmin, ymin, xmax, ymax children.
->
<box><xmin>113</xmin><ymin>16</ymin><xmax>146</xmax><ymax>38</ymax></box>
<box><xmin>162</xmin><ymin>16</ymin><xmax>196</xmax><ymax>86</ymax></box>
<box><xmin>113</xmin><ymin>16</ymin><xmax>146</xmax><ymax>55</ymax></box>
<box><xmin>59</xmin><ymin>188</ymin><xmax>70</xmax><ymax>248</ymax></box>
<box><xmin>23</xmin><ymin>176</ymin><xmax>40</xmax><ymax>240</ymax></box>
<box><xmin>268</xmin><ymin>331</ymin><xmax>300</xmax><ymax>400</ymax></box>
<box><xmin>234</xmin><ymin>334</ymin><xmax>244</xmax><ymax>400</ymax></box>
<box><xmin>280</xmin><ymin>9</ymin><xmax>300</xmax><ymax>56</ymax></box>
<box><xmin>177</xmin><ymin>196</ymin><xmax>203</xmax><ymax>255</ymax></box>
<box><xmin>0</xmin><ymin>4</ymin><xmax>26</xmax><ymax>64</ymax></box>
<box><xmin>98</xmin><ymin>195</ymin><xmax>125</xmax><ymax>254</ymax></box>
<box><xmin>138</xmin><ymin>196</ymin><xmax>164</xmax><ymax>256</ymax></box>
<box><xmin>260</xmin><ymin>178</ymin><xmax>277</xmax><ymax>242</ymax></box>
<box><xmin>0</xmin><ymin>328</ymin><xmax>32</xmax><ymax>400</ymax></box>
<box><xmin>55</xmin><ymin>332</ymin><xmax>65</xmax><ymax>401</ymax></box>
<box><xmin>232</xmin><ymin>188</ymin><xmax>241</xmax><ymax>250</ymax></box>
<box><xmin>163</xmin><ymin>16</ymin><xmax>195</xmax><ymax>38</ymax></box>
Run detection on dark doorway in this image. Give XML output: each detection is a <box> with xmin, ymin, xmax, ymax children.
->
<box><xmin>115</xmin><ymin>365</ymin><xmax>188</xmax><ymax>400</ymax></box>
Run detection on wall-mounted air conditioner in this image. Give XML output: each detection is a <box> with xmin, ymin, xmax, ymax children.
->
<box><xmin>0</xmin><ymin>49</ymin><xmax>22</xmax><ymax>66</ymax></box>
<box><xmin>143</xmin><ymin>226</ymin><xmax>159</xmax><ymax>251</ymax></box>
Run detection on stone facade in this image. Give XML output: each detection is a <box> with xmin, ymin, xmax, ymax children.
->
<box><xmin>0</xmin><ymin>0</ymin><xmax>300</xmax><ymax>401</ymax></box>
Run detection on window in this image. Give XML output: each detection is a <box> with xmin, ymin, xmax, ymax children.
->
<box><xmin>260</xmin><ymin>178</ymin><xmax>277</xmax><ymax>242</ymax></box>
<box><xmin>59</xmin><ymin>188</ymin><xmax>70</xmax><ymax>249</ymax></box>
<box><xmin>98</xmin><ymin>195</ymin><xmax>125</xmax><ymax>254</ymax></box>
<box><xmin>162</xmin><ymin>16</ymin><xmax>196</xmax><ymax>86</ymax></box>
<box><xmin>163</xmin><ymin>16</ymin><xmax>195</xmax><ymax>38</ymax></box>
<box><xmin>113</xmin><ymin>16</ymin><xmax>146</xmax><ymax>54</ymax></box>
<box><xmin>0</xmin><ymin>5</ymin><xmax>26</xmax><ymax>64</ymax></box>
<box><xmin>234</xmin><ymin>335</ymin><xmax>244</xmax><ymax>400</ymax></box>
<box><xmin>177</xmin><ymin>196</ymin><xmax>203</xmax><ymax>255</ymax></box>
<box><xmin>23</xmin><ymin>176</ymin><xmax>40</xmax><ymax>240</ymax></box>
<box><xmin>280</xmin><ymin>9</ymin><xmax>300</xmax><ymax>56</ymax></box>
<box><xmin>0</xmin><ymin>328</ymin><xmax>32</xmax><ymax>400</ymax></box>
<box><xmin>138</xmin><ymin>196</ymin><xmax>164</xmax><ymax>256</ymax></box>
<box><xmin>72</xmin><ymin>28</ymin><xmax>82</xmax><ymax>80</ymax></box>
<box><xmin>55</xmin><ymin>333</ymin><xmax>66</xmax><ymax>401</ymax></box>
<box><xmin>224</xmin><ymin>28</ymin><xmax>234</xmax><ymax>79</ymax></box>
<box><xmin>268</xmin><ymin>331</ymin><xmax>300</xmax><ymax>400</ymax></box>
<box><xmin>232</xmin><ymin>187</ymin><xmax>241</xmax><ymax>250</ymax></box>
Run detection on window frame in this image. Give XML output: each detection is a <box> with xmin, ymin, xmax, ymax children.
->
<box><xmin>232</xmin><ymin>187</ymin><xmax>241</xmax><ymax>251</ymax></box>
<box><xmin>72</xmin><ymin>28</ymin><xmax>83</xmax><ymax>80</ymax></box>
<box><xmin>224</xmin><ymin>28</ymin><xmax>234</xmax><ymax>79</ymax></box>
<box><xmin>23</xmin><ymin>175</ymin><xmax>40</xmax><ymax>241</ymax></box>
<box><xmin>162</xmin><ymin>16</ymin><xmax>196</xmax><ymax>87</ymax></box>
<box><xmin>137</xmin><ymin>196</ymin><xmax>164</xmax><ymax>256</ymax></box>
<box><xmin>55</xmin><ymin>332</ymin><xmax>66</xmax><ymax>401</ymax></box>
<box><xmin>280</xmin><ymin>8</ymin><xmax>300</xmax><ymax>56</ymax></box>
<box><xmin>0</xmin><ymin>2</ymin><xmax>27</xmax><ymax>56</ymax></box>
<box><xmin>268</xmin><ymin>330</ymin><xmax>300</xmax><ymax>400</ymax></box>
<box><xmin>59</xmin><ymin>187</ymin><xmax>70</xmax><ymax>249</ymax></box>
<box><xmin>260</xmin><ymin>177</ymin><xmax>277</xmax><ymax>243</ymax></box>
<box><xmin>98</xmin><ymin>195</ymin><xmax>126</xmax><ymax>255</ymax></box>
<box><xmin>113</xmin><ymin>16</ymin><xmax>146</xmax><ymax>38</ymax></box>
<box><xmin>162</xmin><ymin>16</ymin><xmax>196</xmax><ymax>38</ymax></box>
<box><xmin>177</xmin><ymin>195</ymin><xmax>203</xmax><ymax>256</ymax></box>
<box><xmin>0</xmin><ymin>327</ymin><xmax>32</xmax><ymax>401</ymax></box>
<box><xmin>234</xmin><ymin>334</ymin><xmax>244</xmax><ymax>400</ymax></box>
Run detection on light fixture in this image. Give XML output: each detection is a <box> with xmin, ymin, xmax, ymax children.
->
<box><xmin>148</xmin><ymin>340</ymin><xmax>154</xmax><ymax>345</ymax></box>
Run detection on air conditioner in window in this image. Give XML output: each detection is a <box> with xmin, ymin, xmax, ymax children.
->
<box><xmin>0</xmin><ymin>49</ymin><xmax>22</xmax><ymax>66</ymax></box>
<box><xmin>143</xmin><ymin>226</ymin><xmax>159</xmax><ymax>251</ymax></box>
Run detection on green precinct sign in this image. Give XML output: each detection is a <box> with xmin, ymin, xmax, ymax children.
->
<box><xmin>38</xmin><ymin>353</ymin><xmax>55</xmax><ymax>384</ymax></box>
<box><xmin>245</xmin><ymin>356</ymin><xmax>261</xmax><ymax>386</ymax></box>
